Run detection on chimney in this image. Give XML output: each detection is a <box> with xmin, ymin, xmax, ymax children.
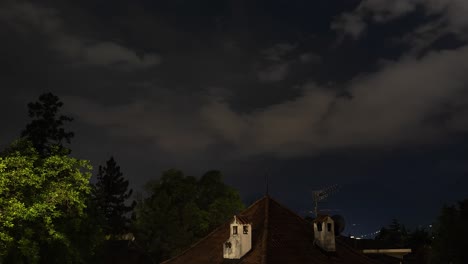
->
<box><xmin>313</xmin><ymin>215</ymin><xmax>336</xmax><ymax>252</ymax></box>
<box><xmin>223</xmin><ymin>215</ymin><xmax>252</xmax><ymax>259</ymax></box>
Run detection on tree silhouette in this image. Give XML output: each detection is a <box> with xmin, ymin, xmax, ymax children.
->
<box><xmin>21</xmin><ymin>92</ymin><xmax>74</xmax><ymax>156</ymax></box>
<box><xmin>375</xmin><ymin>219</ymin><xmax>408</xmax><ymax>247</ymax></box>
<box><xmin>432</xmin><ymin>199</ymin><xmax>468</xmax><ymax>263</ymax></box>
<box><xmin>93</xmin><ymin>157</ymin><xmax>135</xmax><ymax>237</ymax></box>
<box><xmin>133</xmin><ymin>169</ymin><xmax>244</xmax><ymax>262</ymax></box>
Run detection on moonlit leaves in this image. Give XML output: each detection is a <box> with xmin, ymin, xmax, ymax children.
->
<box><xmin>0</xmin><ymin>142</ymin><xmax>92</xmax><ymax>261</ymax></box>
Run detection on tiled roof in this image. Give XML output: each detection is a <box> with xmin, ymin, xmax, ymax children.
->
<box><xmin>235</xmin><ymin>215</ymin><xmax>251</xmax><ymax>225</ymax></box>
<box><xmin>161</xmin><ymin>196</ymin><xmax>381</xmax><ymax>264</ymax></box>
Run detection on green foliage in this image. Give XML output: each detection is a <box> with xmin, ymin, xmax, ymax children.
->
<box><xmin>0</xmin><ymin>140</ymin><xmax>93</xmax><ymax>263</ymax></box>
<box><xmin>431</xmin><ymin>199</ymin><xmax>468</xmax><ymax>264</ymax></box>
<box><xmin>92</xmin><ymin>157</ymin><xmax>135</xmax><ymax>237</ymax></box>
<box><xmin>133</xmin><ymin>169</ymin><xmax>244</xmax><ymax>262</ymax></box>
<box><xmin>21</xmin><ymin>92</ymin><xmax>74</xmax><ymax>156</ymax></box>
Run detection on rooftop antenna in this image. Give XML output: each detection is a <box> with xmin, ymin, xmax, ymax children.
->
<box><xmin>312</xmin><ymin>184</ymin><xmax>340</xmax><ymax>217</ymax></box>
<box><xmin>265</xmin><ymin>171</ymin><xmax>269</xmax><ymax>196</ymax></box>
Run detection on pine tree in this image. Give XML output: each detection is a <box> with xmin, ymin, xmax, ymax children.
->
<box><xmin>93</xmin><ymin>157</ymin><xmax>135</xmax><ymax>238</ymax></box>
<box><xmin>21</xmin><ymin>92</ymin><xmax>74</xmax><ymax>156</ymax></box>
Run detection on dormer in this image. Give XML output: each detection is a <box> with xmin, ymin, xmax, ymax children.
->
<box><xmin>313</xmin><ymin>215</ymin><xmax>336</xmax><ymax>252</ymax></box>
<box><xmin>223</xmin><ymin>215</ymin><xmax>252</xmax><ymax>259</ymax></box>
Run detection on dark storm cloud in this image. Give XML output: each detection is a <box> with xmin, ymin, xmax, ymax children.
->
<box><xmin>255</xmin><ymin>43</ymin><xmax>321</xmax><ymax>83</ymax></box>
<box><xmin>63</xmin><ymin>93</ymin><xmax>217</xmax><ymax>156</ymax></box>
<box><xmin>3</xmin><ymin>0</ymin><xmax>463</xmax><ymax>161</ymax></box>
<box><xmin>0</xmin><ymin>1</ymin><xmax>161</xmax><ymax>71</ymax></box>
<box><xmin>331</xmin><ymin>0</ymin><xmax>468</xmax><ymax>43</ymax></box>
<box><xmin>257</xmin><ymin>63</ymin><xmax>290</xmax><ymax>82</ymax></box>
<box><xmin>68</xmin><ymin>37</ymin><xmax>468</xmax><ymax>159</ymax></box>
<box><xmin>2</xmin><ymin>0</ymin><xmax>468</xmax><ymax>163</ymax></box>
<box><xmin>202</xmin><ymin>41</ymin><xmax>468</xmax><ymax>157</ymax></box>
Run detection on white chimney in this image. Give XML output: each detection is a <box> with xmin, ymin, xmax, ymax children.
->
<box><xmin>223</xmin><ymin>215</ymin><xmax>252</xmax><ymax>259</ymax></box>
<box><xmin>313</xmin><ymin>215</ymin><xmax>336</xmax><ymax>252</ymax></box>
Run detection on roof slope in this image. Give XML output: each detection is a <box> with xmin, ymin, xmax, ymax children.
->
<box><xmin>266</xmin><ymin>198</ymin><xmax>378</xmax><ymax>264</ymax></box>
<box><xmin>161</xmin><ymin>196</ymin><xmax>380</xmax><ymax>264</ymax></box>
<box><xmin>161</xmin><ymin>196</ymin><xmax>267</xmax><ymax>264</ymax></box>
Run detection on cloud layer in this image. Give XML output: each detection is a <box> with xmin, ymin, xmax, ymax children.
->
<box><xmin>4</xmin><ymin>0</ymin><xmax>468</xmax><ymax>161</ymax></box>
<box><xmin>66</xmin><ymin>42</ymin><xmax>468</xmax><ymax>158</ymax></box>
<box><xmin>0</xmin><ymin>1</ymin><xmax>161</xmax><ymax>70</ymax></box>
<box><xmin>332</xmin><ymin>0</ymin><xmax>468</xmax><ymax>42</ymax></box>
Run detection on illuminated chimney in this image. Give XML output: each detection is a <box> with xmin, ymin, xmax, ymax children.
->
<box><xmin>223</xmin><ymin>215</ymin><xmax>252</xmax><ymax>259</ymax></box>
<box><xmin>313</xmin><ymin>215</ymin><xmax>336</xmax><ymax>252</ymax></box>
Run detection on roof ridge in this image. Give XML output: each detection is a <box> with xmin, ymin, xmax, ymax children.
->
<box><xmin>260</xmin><ymin>195</ymin><xmax>270</xmax><ymax>264</ymax></box>
<box><xmin>240</xmin><ymin>195</ymin><xmax>268</xmax><ymax>216</ymax></box>
<box><xmin>161</xmin><ymin>195</ymin><xmax>268</xmax><ymax>264</ymax></box>
<box><xmin>267</xmin><ymin>196</ymin><xmax>313</xmax><ymax>226</ymax></box>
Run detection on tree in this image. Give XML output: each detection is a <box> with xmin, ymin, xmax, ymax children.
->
<box><xmin>133</xmin><ymin>169</ymin><xmax>244</xmax><ymax>262</ymax></box>
<box><xmin>0</xmin><ymin>140</ymin><xmax>94</xmax><ymax>263</ymax></box>
<box><xmin>375</xmin><ymin>219</ymin><xmax>408</xmax><ymax>247</ymax></box>
<box><xmin>92</xmin><ymin>157</ymin><xmax>135</xmax><ymax>238</ymax></box>
<box><xmin>406</xmin><ymin>227</ymin><xmax>432</xmax><ymax>264</ymax></box>
<box><xmin>431</xmin><ymin>199</ymin><xmax>468</xmax><ymax>264</ymax></box>
<box><xmin>198</xmin><ymin>170</ymin><xmax>245</xmax><ymax>230</ymax></box>
<box><xmin>21</xmin><ymin>92</ymin><xmax>74</xmax><ymax>156</ymax></box>
<box><xmin>406</xmin><ymin>227</ymin><xmax>431</xmax><ymax>250</ymax></box>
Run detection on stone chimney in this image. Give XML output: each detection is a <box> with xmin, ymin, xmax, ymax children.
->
<box><xmin>223</xmin><ymin>215</ymin><xmax>252</xmax><ymax>259</ymax></box>
<box><xmin>313</xmin><ymin>215</ymin><xmax>336</xmax><ymax>252</ymax></box>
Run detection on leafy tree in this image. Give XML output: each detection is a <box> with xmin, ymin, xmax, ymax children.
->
<box><xmin>406</xmin><ymin>227</ymin><xmax>432</xmax><ymax>264</ymax></box>
<box><xmin>21</xmin><ymin>92</ymin><xmax>74</xmax><ymax>156</ymax></box>
<box><xmin>0</xmin><ymin>140</ymin><xmax>94</xmax><ymax>263</ymax></box>
<box><xmin>133</xmin><ymin>169</ymin><xmax>244</xmax><ymax>262</ymax></box>
<box><xmin>406</xmin><ymin>227</ymin><xmax>432</xmax><ymax>250</ymax></box>
<box><xmin>198</xmin><ymin>170</ymin><xmax>245</xmax><ymax>231</ymax></box>
<box><xmin>92</xmin><ymin>157</ymin><xmax>135</xmax><ymax>238</ymax></box>
<box><xmin>376</xmin><ymin>219</ymin><xmax>433</xmax><ymax>263</ymax></box>
<box><xmin>431</xmin><ymin>199</ymin><xmax>468</xmax><ymax>264</ymax></box>
<box><xmin>375</xmin><ymin>219</ymin><xmax>408</xmax><ymax>247</ymax></box>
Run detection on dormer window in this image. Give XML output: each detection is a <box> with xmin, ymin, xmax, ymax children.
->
<box><xmin>224</xmin><ymin>215</ymin><xmax>252</xmax><ymax>259</ymax></box>
<box><xmin>313</xmin><ymin>215</ymin><xmax>336</xmax><ymax>252</ymax></box>
<box><xmin>317</xmin><ymin>222</ymin><xmax>323</xmax><ymax>232</ymax></box>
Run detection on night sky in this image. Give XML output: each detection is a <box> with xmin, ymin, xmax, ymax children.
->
<box><xmin>2</xmin><ymin>0</ymin><xmax>468</xmax><ymax>238</ymax></box>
